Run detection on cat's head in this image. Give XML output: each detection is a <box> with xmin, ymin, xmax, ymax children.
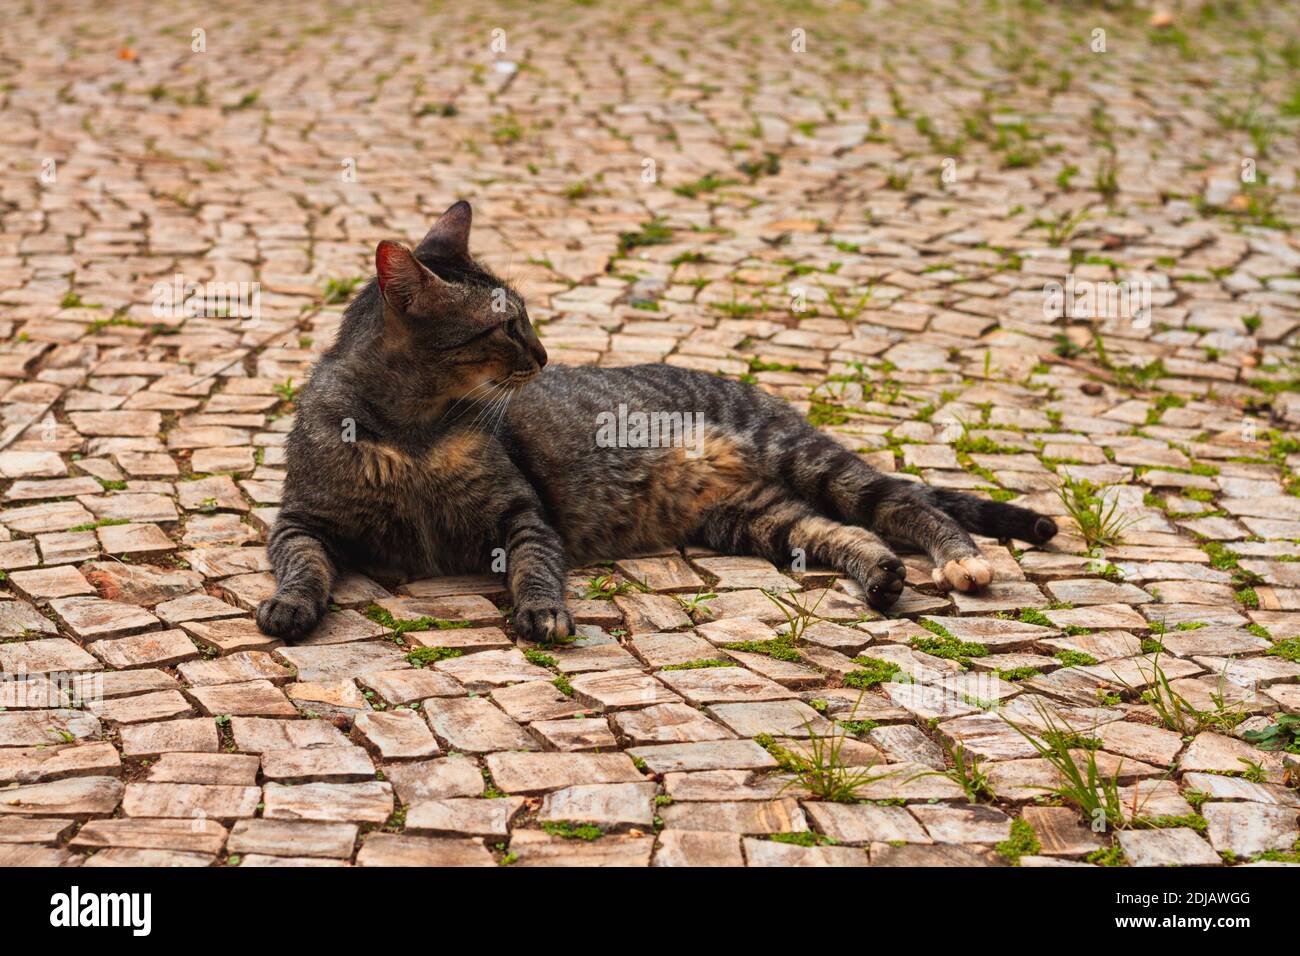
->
<box><xmin>367</xmin><ymin>201</ymin><xmax>547</xmax><ymax>420</ymax></box>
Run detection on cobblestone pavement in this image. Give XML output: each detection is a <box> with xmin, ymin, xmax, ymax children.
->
<box><xmin>1</xmin><ymin>0</ymin><xmax>1299</xmax><ymax>868</ymax></box>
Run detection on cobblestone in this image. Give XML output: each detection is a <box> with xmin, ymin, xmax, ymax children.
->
<box><xmin>1</xmin><ymin>0</ymin><xmax>1298</xmax><ymax>868</ymax></box>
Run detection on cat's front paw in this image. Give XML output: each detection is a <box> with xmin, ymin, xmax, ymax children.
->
<box><xmin>256</xmin><ymin>591</ymin><xmax>325</xmax><ymax>640</ymax></box>
<box><xmin>931</xmin><ymin>555</ymin><xmax>993</xmax><ymax>593</ymax></box>
<box><xmin>513</xmin><ymin>600</ymin><xmax>575</xmax><ymax>643</ymax></box>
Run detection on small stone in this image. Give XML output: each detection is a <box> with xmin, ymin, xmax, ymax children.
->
<box><xmin>653</xmin><ymin>830</ymin><xmax>745</xmax><ymax>866</ymax></box>
<box><xmin>72</xmin><ymin>817</ymin><xmax>228</xmax><ymax>855</ymax></box>
<box><xmin>628</xmin><ymin>739</ymin><xmax>777</xmax><ymax>774</ymax></box>
<box><xmin>1117</xmin><ymin>827</ymin><xmax>1221</xmax><ymax>867</ymax></box>
<box><xmin>1020</xmin><ymin>806</ymin><xmax>1103</xmax><ymax>858</ymax></box>
<box><xmin>507</xmin><ymin>830</ymin><xmax>653</xmax><ymax>867</ymax></box>
<box><xmin>8</xmin><ymin>565</ymin><xmax>95</xmax><ymax>601</ymax></box>
<box><xmin>868</xmin><ymin>842</ymin><xmax>998</xmax><ymax>867</ymax></box>
<box><xmin>229</xmin><ymin>717</ymin><xmax>348</xmax><ymax>753</ymax></box>
<box><xmin>615</xmin><ymin>555</ymin><xmax>704</xmax><ymax>592</ymax></box>
<box><xmin>191</xmin><ymin>679</ymin><xmax>298</xmax><ymax>717</ymax></box>
<box><xmin>1095</xmin><ymin>720</ymin><xmax>1184</xmax><ymax>768</ymax></box>
<box><xmin>285</xmin><ymin>680</ymin><xmax>372</xmax><ymax>719</ymax></box>
<box><xmin>262</xmin><ymin>781</ymin><xmax>394</xmax><ymax>824</ymax></box>
<box><xmin>353</xmin><ymin>709</ymin><xmax>440</xmax><ymax>759</ymax></box>
<box><xmin>691</xmin><ymin>556</ymin><xmax>798</xmax><ymax>591</ymax></box>
<box><xmin>293</xmin><ymin>609</ymin><xmax>388</xmax><ymax>646</ymax></box>
<box><xmin>743</xmin><ymin>838</ymin><xmax>868</xmax><ymax>867</ymax></box>
<box><xmin>1181</xmin><ymin>772</ymin><xmax>1300</xmax><ymax>808</ymax></box>
<box><xmin>0</xmin><ymin>742</ymin><xmax>120</xmax><ymax>786</ymax></box>
<box><xmin>179</xmin><ymin>650</ymin><xmax>293</xmax><ymax>686</ymax></box>
<box><xmin>276</xmin><ymin>642</ymin><xmax>409</xmax><ymax>682</ymax></box>
<box><xmin>867</xmin><ymin>724</ymin><xmax>946</xmax><ymax>769</ymax></box>
<box><xmin>707</xmin><ymin>699</ymin><xmax>834</xmax><ymax>738</ymax></box>
<box><xmin>98</xmin><ymin>522</ymin><xmax>175</xmax><ymax>555</ymax></box>
<box><xmin>659</xmin><ymin>797</ymin><xmax>807</xmax><ymax>834</ymax></box>
<box><xmin>951</xmin><ymin>581</ymin><xmax>1048</xmax><ymax>615</ymax></box>
<box><xmin>121</xmin><ymin>783</ymin><xmax>261</xmax><ymax>819</ymax></box>
<box><xmin>405</xmin><ymin>798</ymin><xmax>524</xmax><ymax>838</ymax></box>
<box><xmin>0</xmin><ymin>777</ymin><xmax>123</xmax><ymax>816</ymax></box>
<box><xmin>261</xmin><ymin>746</ymin><xmax>375</xmax><ymax>783</ymax></box>
<box><xmin>120</xmin><ymin>718</ymin><xmax>218</xmax><ymax>756</ymax></box>
<box><xmin>82</xmin><ymin>848</ymin><xmax>214</xmax><ymax>867</ymax></box>
<box><xmin>356</xmin><ymin>833</ymin><xmax>495</xmax><ymax>866</ymax></box>
<box><xmin>182</xmin><ymin>616</ymin><xmax>279</xmax><ymax>654</ymax></box>
<box><xmin>147</xmin><ymin>753</ymin><xmax>260</xmax><ymax>786</ymax></box>
<box><xmin>385</xmin><ymin>757</ymin><xmax>484</xmax><ymax>803</ymax></box>
<box><xmin>569</xmin><ymin>668</ymin><xmax>682</xmax><ymax>709</ymax></box>
<box><xmin>655</xmin><ymin>665</ymin><xmax>793</xmax><ymax>705</ymax></box>
<box><xmin>227</xmin><ymin>819</ymin><xmax>358</xmax><ymax>859</ymax></box>
<box><xmin>490</xmin><ymin>680</ymin><xmax>588</xmax><ymax>722</ymax></box>
<box><xmin>803</xmin><ymin>803</ymin><xmax>931</xmax><ymax>845</ymax></box>
<box><xmin>531</xmin><ymin>717</ymin><xmax>618</xmax><ymax>752</ymax></box>
<box><xmin>611</xmin><ymin>592</ymin><xmax>693</xmax><ymax>633</ymax></box>
<box><xmin>88</xmin><ymin>628</ymin><xmax>199</xmax><ymax>668</ymax></box>
<box><xmin>0</xmin><ymin>637</ymin><xmax>101</xmax><ymax>674</ymax></box>
<box><xmin>485</xmin><ymin>752</ymin><xmax>644</xmax><ymax>794</ymax></box>
<box><xmin>155</xmin><ymin>592</ymin><xmax>242</xmax><ymax>624</ymax></box>
<box><xmin>431</xmin><ymin>648</ymin><xmax>550</xmax><ymax>690</ymax></box>
<box><xmin>359</xmin><ymin>668</ymin><xmax>462</xmax><ymax>705</ymax></box>
<box><xmin>0</xmin><ymin>710</ymin><xmax>101</xmax><ymax>748</ymax></box>
<box><xmin>0</xmin><ymin>599</ymin><xmax>58</xmax><ymax>638</ymax></box>
<box><xmin>610</xmin><ymin>703</ymin><xmax>735</xmax><ymax>745</ymax></box>
<box><xmin>423</xmin><ymin>697</ymin><xmax>537</xmax><ymax>753</ymax></box>
<box><xmin>538</xmin><ymin>782</ymin><xmax>656</xmax><ymax>828</ymax></box>
<box><xmin>89</xmin><ymin>689</ymin><xmax>193</xmax><ymax>724</ymax></box>
<box><xmin>47</xmin><ymin>596</ymin><xmax>159</xmax><ymax>639</ymax></box>
<box><xmin>1047</xmin><ymin>579</ymin><xmax>1153</xmax><ymax>607</ymax></box>
<box><xmin>0</xmin><ymin>817</ymin><xmax>77</xmax><ymax>845</ymax></box>
<box><xmin>908</xmin><ymin>805</ymin><xmax>1012</xmax><ymax>844</ymax></box>
<box><xmin>1203</xmin><ymin>802</ymin><xmax>1300</xmax><ymax>857</ymax></box>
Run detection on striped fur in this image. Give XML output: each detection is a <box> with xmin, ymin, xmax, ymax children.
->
<box><xmin>258</xmin><ymin>203</ymin><xmax>1058</xmax><ymax>642</ymax></box>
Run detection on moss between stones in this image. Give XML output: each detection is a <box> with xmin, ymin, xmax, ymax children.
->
<box><xmin>843</xmin><ymin>656</ymin><xmax>901</xmax><ymax>689</ymax></box>
<box><xmin>996</xmin><ymin>818</ymin><xmax>1041</xmax><ymax>865</ymax></box>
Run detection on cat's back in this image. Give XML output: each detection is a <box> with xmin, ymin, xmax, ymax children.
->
<box><xmin>509</xmin><ymin>363</ymin><xmax>801</xmax><ymax>455</ymax></box>
<box><xmin>517</xmin><ymin>362</ymin><xmax>788</xmax><ymax>421</ymax></box>
<box><xmin>501</xmin><ymin>363</ymin><xmax>792</xmax><ymax>560</ymax></box>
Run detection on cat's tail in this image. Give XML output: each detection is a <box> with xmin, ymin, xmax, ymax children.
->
<box><xmin>927</xmin><ymin>488</ymin><xmax>1058</xmax><ymax>545</ymax></box>
<box><xmin>762</xmin><ymin>420</ymin><xmax>1058</xmax><ymax>547</ymax></box>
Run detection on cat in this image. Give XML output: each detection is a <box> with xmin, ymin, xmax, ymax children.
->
<box><xmin>257</xmin><ymin>201</ymin><xmax>1058</xmax><ymax>642</ymax></box>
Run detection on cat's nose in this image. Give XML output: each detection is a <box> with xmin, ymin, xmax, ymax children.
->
<box><xmin>528</xmin><ymin>338</ymin><xmax>548</xmax><ymax>369</ymax></box>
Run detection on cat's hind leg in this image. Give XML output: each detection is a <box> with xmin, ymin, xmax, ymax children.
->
<box><xmin>927</xmin><ymin>488</ymin><xmax>1058</xmax><ymax>545</ymax></box>
<box><xmin>697</xmin><ymin>483</ymin><xmax>906</xmax><ymax>610</ymax></box>
<box><xmin>761</xmin><ymin>425</ymin><xmax>1056</xmax><ymax>591</ymax></box>
<box><xmin>868</xmin><ymin>484</ymin><xmax>996</xmax><ymax>593</ymax></box>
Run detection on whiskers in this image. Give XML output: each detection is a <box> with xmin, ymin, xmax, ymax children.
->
<box><xmin>440</xmin><ymin>378</ymin><xmax>500</xmax><ymax>424</ymax></box>
<box><xmin>450</xmin><ymin>379</ymin><xmax>518</xmax><ymax>439</ymax></box>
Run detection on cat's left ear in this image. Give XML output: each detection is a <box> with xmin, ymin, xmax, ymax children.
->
<box><xmin>375</xmin><ymin>240</ymin><xmax>449</xmax><ymax>315</ymax></box>
<box><xmin>415</xmin><ymin>200</ymin><xmax>472</xmax><ymax>259</ymax></box>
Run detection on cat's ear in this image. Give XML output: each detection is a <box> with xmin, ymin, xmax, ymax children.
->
<box><xmin>375</xmin><ymin>240</ymin><xmax>449</xmax><ymax>315</ymax></box>
<box><xmin>415</xmin><ymin>200</ymin><xmax>472</xmax><ymax>259</ymax></box>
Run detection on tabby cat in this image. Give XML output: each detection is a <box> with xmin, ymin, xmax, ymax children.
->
<box><xmin>257</xmin><ymin>201</ymin><xmax>1058</xmax><ymax>641</ymax></box>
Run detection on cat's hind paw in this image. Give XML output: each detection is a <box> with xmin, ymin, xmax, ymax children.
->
<box><xmin>513</xmin><ymin>600</ymin><xmax>575</xmax><ymax>643</ymax></box>
<box><xmin>931</xmin><ymin>556</ymin><xmax>993</xmax><ymax>593</ymax></box>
